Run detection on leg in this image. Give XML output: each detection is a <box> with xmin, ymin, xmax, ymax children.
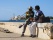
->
<box><xmin>36</xmin><ymin>23</ymin><xmax>39</xmax><ymax>37</ymax></box>
<box><xmin>19</xmin><ymin>23</ymin><xmax>25</xmax><ymax>28</ymax></box>
<box><xmin>28</xmin><ymin>22</ymin><xmax>37</xmax><ymax>38</ymax></box>
<box><xmin>19</xmin><ymin>25</ymin><xmax>23</xmax><ymax>28</ymax></box>
<box><xmin>21</xmin><ymin>18</ymin><xmax>29</xmax><ymax>37</ymax></box>
<box><xmin>31</xmin><ymin>22</ymin><xmax>37</xmax><ymax>37</ymax></box>
<box><xmin>21</xmin><ymin>23</ymin><xmax>27</xmax><ymax>37</ymax></box>
<box><xmin>28</xmin><ymin>23</ymin><xmax>33</xmax><ymax>36</ymax></box>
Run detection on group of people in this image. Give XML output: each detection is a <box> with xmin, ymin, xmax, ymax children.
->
<box><xmin>19</xmin><ymin>5</ymin><xmax>46</xmax><ymax>38</ymax></box>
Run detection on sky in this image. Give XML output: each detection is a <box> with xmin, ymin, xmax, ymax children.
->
<box><xmin>0</xmin><ymin>0</ymin><xmax>53</xmax><ymax>20</ymax></box>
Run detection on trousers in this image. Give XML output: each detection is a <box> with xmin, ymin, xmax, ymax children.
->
<box><xmin>28</xmin><ymin>22</ymin><xmax>37</xmax><ymax>35</ymax></box>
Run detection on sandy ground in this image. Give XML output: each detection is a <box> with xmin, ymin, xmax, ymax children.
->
<box><xmin>0</xmin><ymin>32</ymin><xmax>52</xmax><ymax>40</ymax></box>
<box><xmin>0</xmin><ymin>22</ymin><xmax>30</xmax><ymax>35</ymax></box>
<box><xmin>0</xmin><ymin>22</ymin><xmax>53</xmax><ymax>40</ymax></box>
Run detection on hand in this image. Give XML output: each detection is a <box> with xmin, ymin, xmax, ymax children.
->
<box><xmin>40</xmin><ymin>15</ymin><xmax>43</xmax><ymax>18</ymax></box>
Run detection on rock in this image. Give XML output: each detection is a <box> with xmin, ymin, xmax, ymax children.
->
<box><xmin>0</xmin><ymin>27</ymin><xmax>12</xmax><ymax>33</ymax></box>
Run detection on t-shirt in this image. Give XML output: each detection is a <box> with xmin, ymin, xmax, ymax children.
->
<box><xmin>35</xmin><ymin>10</ymin><xmax>45</xmax><ymax>23</ymax></box>
<box><xmin>35</xmin><ymin>10</ymin><xmax>45</xmax><ymax>20</ymax></box>
<box><xmin>36</xmin><ymin>10</ymin><xmax>44</xmax><ymax>17</ymax></box>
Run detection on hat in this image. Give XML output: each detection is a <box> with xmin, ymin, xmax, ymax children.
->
<box><xmin>28</xmin><ymin>6</ymin><xmax>33</xmax><ymax>9</ymax></box>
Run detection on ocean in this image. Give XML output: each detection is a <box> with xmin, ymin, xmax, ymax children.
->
<box><xmin>0</xmin><ymin>20</ymin><xmax>53</xmax><ymax>23</ymax></box>
<box><xmin>0</xmin><ymin>20</ymin><xmax>25</xmax><ymax>22</ymax></box>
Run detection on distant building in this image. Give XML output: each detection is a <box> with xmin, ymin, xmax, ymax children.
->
<box><xmin>10</xmin><ymin>15</ymin><xmax>26</xmax><ymax>20</ymax></box>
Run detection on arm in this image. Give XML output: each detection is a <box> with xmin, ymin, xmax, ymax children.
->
<box><xmin>39</xmin><ymin>14</ymin><xmax>44</xmax><ymax>18</ymax></box>
<box><xmin>38</xmin><ymin>11</ymin><xmax>45</xmax><ymax>18</ymax></box>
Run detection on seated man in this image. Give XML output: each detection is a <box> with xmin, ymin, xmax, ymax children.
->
<box><xmin>28</xmin><ymin>18</ymin><xmax>37</xmax><ymax>38</ymax></box>
<box><xmin>35</xmin><ymin>5</ymin><xmax>45</xmax><ymax>23</ymax></box>
<box><xmin>19</xmin><ymin>6</ymin><xmax>34</xmax><ymax>37</ymax></box>
<box><xmin>19</xmin><ymin>17</ymin><xmax>37</xmax><ymax>38</ymax></box>
<box><xmin>19</xmin><ymin>17</ymin><xmax>32</xmax><ymax>37</ymax></box>
<box><xmin>35</xmin><ymin>5</ymin><xmax>50</xmax><ymax>23</ymax></box>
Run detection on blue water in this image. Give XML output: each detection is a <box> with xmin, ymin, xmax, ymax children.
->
<box><xmin>0</xmin><ymin>20</ymin><xmax>53</xmax><ymax>23</ymax></box>
<box><xmin>0</xmin><ymin>20</ymin><xmax>25</xmax><ymax>22</ymax></box>
<box><xmin>50</xmin><ymin>20</ymin><xmax>53</xmax><ymax>23</ymax></box>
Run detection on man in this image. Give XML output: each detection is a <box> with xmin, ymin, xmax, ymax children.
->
<box><xmin>28</xmin><ymin>17</ymin><xmax>37</xmax><ymax>38</ymax></box>
<box><xmin>26</xmin><ymin>5</ymin><xmax>44</xmax><ymax>37</ymax></box>
<box><xmin>35</xmin><ymin>5</ymin><xmax>45</xmax><ymax>23</ymax></box>
<box><xmin>26</xmin><ymin>6</ymin><xmax>34</xmax><ymax>19</ymax></box>
<box><xmin>19</xmin><ymin>6</ymin><xmax>34</xmax><ymax>37</ymax></box>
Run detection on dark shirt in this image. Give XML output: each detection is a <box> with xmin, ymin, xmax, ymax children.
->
<box><xmin>35</xmin><ymin>10</ymin><xmax>45</xmax><ymax>22</ymax></box>
<box><xmin>36</xmin><ymin>10</ymin><xmax>44</xmax><ymax>17</ymax></box>
<box><xmin>26</xmin><ymin>11</ymin><xmax>34</xmax><ymax>19</ymax></box>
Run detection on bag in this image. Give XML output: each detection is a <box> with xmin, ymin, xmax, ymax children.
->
<box><xmin>44</xmin><ymin>17</ymin><xmax>50</xmax><ymax>23</ymax></box>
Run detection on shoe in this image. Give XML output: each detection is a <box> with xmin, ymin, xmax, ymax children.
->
<box><xmin>29</xmin><ymin>34</ymin><xmax>33</xmax><ymax>37</ymax></box>
<box><xmin>32</xmin><ymin>35</ymin><xmax>36</xmax><ymax>38</ymax></box>
<box><xmin>19</xmin><ymin>25</ymin><xmax>23</xmax><ymax>28</ymax></box>
<box><xmin>33</xmin><ymin>35</ymin><xmax>36</xmax><ymax>37</ymax></box>
<box><xmin>21</xmin><ymin>34</ymin><xmax>24</xmax><ymax>37</ymax></box>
